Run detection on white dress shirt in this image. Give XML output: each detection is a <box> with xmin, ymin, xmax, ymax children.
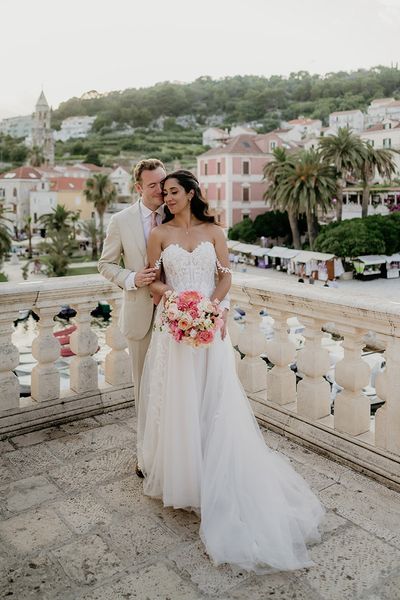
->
<box><xmin>125</xmin><ymin>201</ymin><xmax>164</xmax><ymax>290</ymax></box>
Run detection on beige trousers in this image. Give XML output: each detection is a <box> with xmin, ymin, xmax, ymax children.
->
<box><xmin>127</xmin><ymin>326</ymin><xmax>152</xmax><ymax>415</ymax></box>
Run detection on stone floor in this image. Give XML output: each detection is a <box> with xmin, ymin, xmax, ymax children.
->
<box><xmin>1</xmin><ymin>407</ymin><xmax>400</xmax><ymax>600</ymax></box>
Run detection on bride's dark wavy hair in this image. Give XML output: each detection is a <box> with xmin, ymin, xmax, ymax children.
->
<box><xmin>162</xmin><ymin>170</ymin><xmax>215</xmax><ymax>224</ymax></box>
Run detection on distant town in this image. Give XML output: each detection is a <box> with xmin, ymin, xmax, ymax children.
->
<box><xmin>1</xmin><ymin>90</ymin><xmax>400</xmax><ymax>237</ymax></box>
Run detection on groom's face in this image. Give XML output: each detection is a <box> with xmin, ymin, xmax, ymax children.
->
<box><xmin>136</xmin><ymin>167</ymin><xmax>166</xmax><ymax>210</ymax></box>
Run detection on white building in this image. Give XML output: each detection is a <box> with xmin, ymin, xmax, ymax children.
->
<box><xmin>202</xmin><ymin>127</ymin><xmax>230</xmax><ymax>148</ymax></box>
<box><xmin>329</xmin><ymin>110</ymin><xmax>364</xmax><ymax>133</ymax></box>
<box><xmin>54</xmin><ymin>116</ymin><xmax>96</xmax><ymax>141</ymax></box>
<box><xmin>29</xmin><ymin>179</ymin><xmax>57</xmax><ymax>228</ymax></box>
<box><xmin>282</xmin><ymin>117</ymin><xmax>322</xmax><ymax>141</ymax></box>
<box><xmin>366</xmin><ymin>98</ymin><xmax>400</xmax><ymax>126</ymax></box>
<box><xmin>229</xmin><ymin>125</ymin><xmax>257</xmax><ymax>137</ymax></box>
<box><xmin>360</xmin><ymin>119</ymin><xmax>400</xmax><ymax>178</ymax></box>
<box><xmin>0</xmin><ymin>166</ymin><xmax>42</xmax><ymax>231</ymax></box>
<box><xmin>0</xmin><ymin>115</ymin><xmax>33</xmax><ymax>138</ymax></box>
<box><xmin>109</xmin><ymin>166</ymin><xmax>131</xmax><ymax>197</ymax></box>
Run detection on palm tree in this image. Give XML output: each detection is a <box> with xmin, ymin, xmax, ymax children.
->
<box><xmin>263</xmin><ymin>147</ymin><xmax>302</xmax><ymax>249</ymax></box>
<box><xmin>84</xmin><ymin>173</ymin><xmax>116</xmax><ymax>250</ymax></box>
<box><xmin>39</xmin><ymin>205</ymin><xmax>77</xmax><ymax>276</ymax></box>
<box><xmin>319</xmin><ymin>127</ymin><xmax>365</xmax><ymax>222</ymax></box>
<box><xmin>80</xmin><ymin>219</ymin><xmax>99</xmax><ymax>260</ymax></box>
<box><xmin>266</xmin><ymin>149</ymin><xmax>337</xmax><ymax>250</ymax></box>
<box><xmin>70</xmin><ymin>210</ymin><xmax>81</xmax><ymax>240</ymax></box>
<box><xmin>358</xmin><ymin>143</ymin><xmax>398</xmax><ymax>218</ymax></box>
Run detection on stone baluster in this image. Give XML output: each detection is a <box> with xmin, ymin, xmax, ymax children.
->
<box><xmin>0</xmin><ymin>310</ymin><xmax>20</xmax><ymax>411</ymax></box>
<box><xmin>334</xmin><ymin>327</ymin><xmax>370</xmax><ymax>436</ymax></box>
<box><xmin>31</xmin><ymin>306</ymin><xmax>61</xmax><ymax>402</ymax></box>
<box><xmin>296</xmin><ymin>318</ymin><xmax>331</xmax><ymax>420</ymax></box>
<box><xmin>104</xmin><ymin>298</ymin><xmax>132</xmax><ymax>386</ymax></box>
<box><xmin>375</xmin><ymin>336</ymin><xmax>400</xmax><ymax>454</ymax></box>
<box><xmin>264</xmin><ymin>310</ymin><xmax>297</xmax><ymax>405</ymax></box>
<box><xmin>237</xmin><ymin>305</ymin><xmax>267</xmax><ymax>394</ymax></box>
<box><xmin>69</xmin><ymin>301</ymin><xmax>99</xmax><ymax>393</ymax></box>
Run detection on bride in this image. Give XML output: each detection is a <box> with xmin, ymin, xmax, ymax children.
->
<box><xmin>137</xmin><ymin>170</ymin><xmax>324</xmax><ymax>573</ymax></box>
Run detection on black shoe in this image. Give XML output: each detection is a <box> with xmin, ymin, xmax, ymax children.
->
<box><xmin>135</xmin><ymin>464</ymin><xmax>144</xmax><ymax>478</ymax></box>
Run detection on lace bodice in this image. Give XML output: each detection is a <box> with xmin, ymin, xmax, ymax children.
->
<box><xmin>159</xmin><ymin>241</ymin><xmax>219</xmax><ymax>298</ymax></box>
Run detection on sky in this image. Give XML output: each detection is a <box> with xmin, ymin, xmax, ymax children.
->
<box><xmin>1</xmin><ymin>0</ymin><xmax>400</xmax><ymax>119</ymax></box>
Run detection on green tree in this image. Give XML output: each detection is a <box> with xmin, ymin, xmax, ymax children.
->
<box><xmin>228</xmin><ymin>218</ymin><xmax>257</xmax><ymax>243</ymax></box>
<box><xmin>314</xmin><ymin>213</ymin><xmax>400</xmax><ymax>256</ymax></box>
<box><xmin>84</xmin><ymin>173</ymin><xmax>116</xmax><ymax>249</ymax></box>
<box><xmin>39</xmin><ymin>205</ymin><xmax>77</xmax><ymax>276</ymax></box>
<box><xmin>319</xmin><ymin>127</ymin><xmax>365</xmax><ymax>222</ymax></box>
<box><xmin>358</xmin><ymin>143</ymin><xmax>397</xmax><ymax>218</ymax></box>
<box><xmin>29</xmin><ymin>145</ymin><xmax>45</xmax><ymax>167</ymax></box>
<box><xmin>0</xmin><ymin>203</ymin><xmax>13</xmax><ymax>269</ymax></box>
<box><xmin>84</xmin><ymin>149</ymin><xmax>102</xmax><ymax>166</ymax></box>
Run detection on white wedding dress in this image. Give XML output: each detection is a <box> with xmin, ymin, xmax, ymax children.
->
<box><xmin>137</xmin><ymin>241</ymin><xmax>324</xmax><ymax>573</ymax></box>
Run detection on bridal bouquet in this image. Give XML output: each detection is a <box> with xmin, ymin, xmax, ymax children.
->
<box><xmin>160</xmin><ymin>290</ymin><xmax>223</xmax><ymax>347</ymax></box>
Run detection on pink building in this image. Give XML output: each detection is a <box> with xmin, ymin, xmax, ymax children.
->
<box><xmin>197</xmin><ymin>133</ymin><xmax>296</xmax><ymax>227</ymax></box>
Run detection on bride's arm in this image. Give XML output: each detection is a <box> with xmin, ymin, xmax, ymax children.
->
<box><xmin>211</xmin><ymin>226</ymin><xmax>232</xmax><ymax>304</ymax></box>
<box><xmin>147</xmin><ymin>227</ymin><xmax>172</xmax><ymax>298</ymax></box>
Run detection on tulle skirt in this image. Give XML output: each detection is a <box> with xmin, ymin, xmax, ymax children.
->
<box><xmin>137</xmin><ymin>317</ymin><xmax>324</xmax><ymax>573</ymax></box>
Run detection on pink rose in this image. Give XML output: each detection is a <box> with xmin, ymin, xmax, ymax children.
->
<box><xmin>197</xmin><ymin>330</ymin><xmax>215</xmax><ymax>345</ymax></box>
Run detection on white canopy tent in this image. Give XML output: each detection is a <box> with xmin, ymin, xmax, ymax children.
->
<box><xmin>353</xmin><ymin>255</ymin><xmax>387</xmax><ymax>265</ymax></box>
<box><xmin>266</xmin><ymin>246</ymin><xmax>300</xmax><ymax>259</ymax></box>
<box><xmin>292</xmin><ymin>250</ymin><xmax>335</xmax><ymax>263</ymax></box>
<box><xmin>232</xmin><ymin>243</ymin><xmax>262</xmax><ymax>255</ymax></box>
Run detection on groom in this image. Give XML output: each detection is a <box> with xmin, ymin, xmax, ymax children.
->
<box><xmin>98</xmin><ymin>158</ymin><xmax>166</xmax><ymax>473</ymax></box>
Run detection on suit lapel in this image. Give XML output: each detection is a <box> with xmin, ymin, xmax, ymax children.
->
<box><xmin>129</xmin><ymin>201</ymin><xmax>146</xmax><ymax>258</ymax></box>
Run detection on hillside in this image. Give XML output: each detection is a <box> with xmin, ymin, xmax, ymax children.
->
<box><xmin>52</xmin><ymin>66</ymin><xmax>400</xmax><ymax>132</ymax></box>
<box><xmin>49</xmin><ymin>66</ymin><xmax>400</xmax><ymax>169</ymax></box>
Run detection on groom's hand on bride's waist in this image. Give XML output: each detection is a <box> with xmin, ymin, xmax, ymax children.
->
<box><xmin>134</xmin><ymin>267</ymin><xmax>157</xmax><ymax>288</ymax></box>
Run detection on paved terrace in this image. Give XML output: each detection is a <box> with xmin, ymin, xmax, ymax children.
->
<box><xmin>1</xmin><ymin>406</ymin><xmax>400</xmax><ymax>600</ymax></box>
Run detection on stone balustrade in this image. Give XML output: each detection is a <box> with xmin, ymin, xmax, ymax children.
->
<box><xmin>0</xmin><ymin>275</ymin><xmax>133</xmax><ymax>438</ymax></box>
<box><xmin>1</xmin><ymin>272</ymin><xmax>399</xmax><ymax>489</ymax></box>
<box><xmin>230</xmin><ymin>272</ymin><xmax>400</xmax><ymax>490</ymax></box>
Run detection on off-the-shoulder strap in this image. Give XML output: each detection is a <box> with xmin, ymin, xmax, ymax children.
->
<box><xmin>216</xmin><ymin>258</ymin><xmax>232</xmax><ymax>274</ymax></box>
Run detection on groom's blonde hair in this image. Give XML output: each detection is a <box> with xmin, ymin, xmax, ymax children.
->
<box><xmin>133</xmin><ymin>158</ymin><xmax>165</xmax><ymax>184</ymax></box>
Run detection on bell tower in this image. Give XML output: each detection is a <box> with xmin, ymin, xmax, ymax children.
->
<box><xmin>31</xmin><ymin>90</ymin><xmax>55</xmax><ymax>165</ymax></box>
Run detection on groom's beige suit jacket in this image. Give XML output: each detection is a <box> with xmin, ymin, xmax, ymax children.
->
<box><xmin>98</xmin><ymin>201</ymin><xmax>153</xmax><ymax>340</ymax></box>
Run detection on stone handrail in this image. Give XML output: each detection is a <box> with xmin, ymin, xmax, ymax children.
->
<box><xmin>0</xmin><ymin>275</ymin><xmax>133</xmax><ymax>437</ymax></box>
<box><xmin>229</xmin><ymin>272</ymin><xmax>400</xmax><ymax>489</ymax></box>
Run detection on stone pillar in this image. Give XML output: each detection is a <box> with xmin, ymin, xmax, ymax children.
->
<box><xmin>237</xmin><ymin>305</ymin><xmax>267</xmax><ymax>394</ymax></box>
<box><xmin>104</xmin><ymin>298</ymin><xmax>132</xmax><ymax>386</ymax></box>
<box><xmin>334</xmin><ymin>328</ymin><xmax>370</xmax><ymax>436</ymax></box>
<box><xmin>31</xmin><ymin>306</ymin><xmax>61</xmax><ymax>402</ymax></box>
<box><xmin>0</xmin><ymin>311</ymin><xmax>20</xmax><ymax>411</ymax></box>
<box><xmin>375</xmin><ymin>337</ymin><xmax>400</xmax><ymax>454</ymax></box>
<box><xmin>296</xmin><ymin>318</ymin><xmax>331</xmax><ymax>420</ymax></box>
<box><xmin>69</xmin><ymin>302</ymin><xmax>99</xmax><ymax>393</ymax></box>
<box><xmin>265</xmin><ymin>310</ymin><xmax>297</xmax><ymax>405</ymax></box>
